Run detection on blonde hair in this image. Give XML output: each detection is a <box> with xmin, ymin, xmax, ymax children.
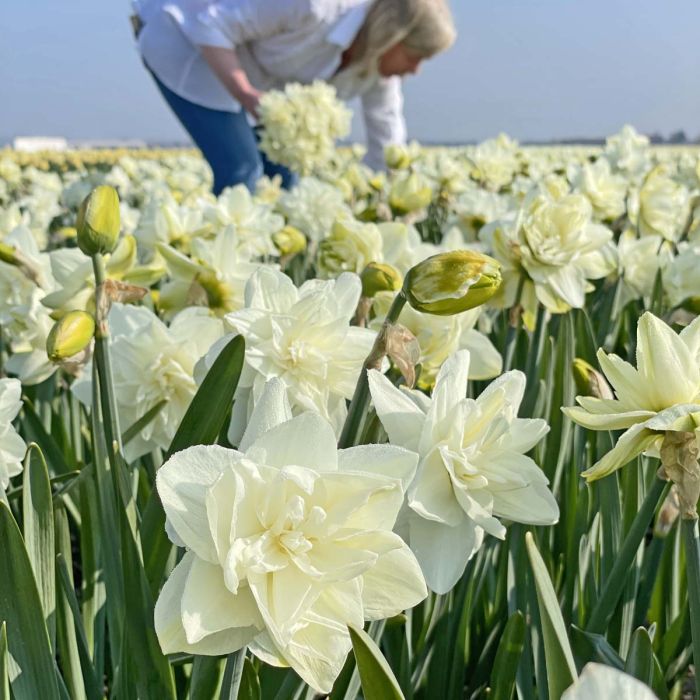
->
<box><xmin>352</xmin><ymin>0</ymin><xmax>456</xmax><ymax>70</ymax></box>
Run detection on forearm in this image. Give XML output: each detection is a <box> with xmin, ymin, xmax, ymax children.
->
<box><xmin>200</xmin><ymin>45</ymin><xmax>261</xmax><ymax>114</ymax></box>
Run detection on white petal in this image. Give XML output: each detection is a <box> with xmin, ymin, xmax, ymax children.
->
<box><xmin>408</xmin><ymin>513</ymin><xmax>483</xmax><ymax>594</ymax></box>
<box><xmin>155</xmin><ymin>552</ymin><xmax>257</xmax><ymax>656</ymax></box>
<box><xmin>459</xmin><ymin>329</ymin><xmax>503</xmax><ymax>380</ymax></box>
<box><xmin>361</xmin><ymin>544</ymin><xmax>427</xmax><ymax>619</ymax></box>
<box><xmin>157</xmin><ymin>445</ymin><xmax>243</xmax><ymax>563</ymax></box>
<box><xmin>562</xmin><ymin>663</ymin><xmax>658</xmax><ymax>700</ymax></box>
<box><xmin>245</xmin><ymin>412</ymin><xmax>338</xmax><ymax>471</ymax></box>
<box><xmin>239</xmin><ymin>378</ymin><xmax>292</xmax><ymax>452</ymax></box>
<box><xmin>367</xmin><ymin>370</ymin><xmax>426</xmax><ymax>452</ymax></box>
<box><xmin>562</xmin><ymin>405</ymin><xmax>654</xmax><ymax>430</ymax></box>
<box><xmin>428</xmin><ymin>350</ymin><xmax>471</xmax><ymax>427</ymax></box>
<box><xmin>337</xmin><ymin>443</ymin><xmax>418</xmax><ymax>490</ymax></box>
<box><xmin>582</xmin><ymin>423</ymin><xmax>659</xmax><ymax>481</ymax></box>
<box><xmin>408</xmin><ymin>449</ymin><xmax>464</xmax><ymax>526</ymax></box>
<box><xmin>181</xmin><ymin>557</ymin><xmax>263</xmax><ymax>644</ymax></box>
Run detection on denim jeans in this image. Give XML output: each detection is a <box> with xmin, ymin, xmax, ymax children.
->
<box><xmin>149</xmin><ymin>72</ymin><xmax>297</xmax><ymax>195</ymax></box>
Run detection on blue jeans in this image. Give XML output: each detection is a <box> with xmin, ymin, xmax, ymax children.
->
<box><xmin>149</xmin><ymin>72</ymin><xmax>297</xmax><ymax>194</ymax></box>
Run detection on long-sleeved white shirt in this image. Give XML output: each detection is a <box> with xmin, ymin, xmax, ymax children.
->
<box><xmin>135</xmin><ymin>0</ymin><xmax>407</xmax><ymax>169</ymax></box>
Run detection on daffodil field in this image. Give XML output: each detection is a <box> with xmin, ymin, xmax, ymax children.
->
<box><xmin>1</xmin><ymin>123</ymin><xmax>700</xmax><ymax>700</ymax></box>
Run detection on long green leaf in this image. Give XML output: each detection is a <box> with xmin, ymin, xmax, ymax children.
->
<box><xmin>625</xmin><ymin>627</ymin><xmax>655</xmax><ymax>688</ymax></box>
<box><xmin>525</xmin><ymin>532</ymin><xmax>577</xmax><ymax>700</ymax></box>
<box><xmin>22</xmin><ymin>444</ymin><xmax>56</xmax><ymax>650</ymax></box>
<box><xmin>490</xmin><ymin>611</ymin><xmax>526</xmax><ymax>700</ymax></box>
<box><xmin>121</xmin><ymin>399</ymin><xmax>167</xmax><ymax>447</ymax></box>
<box><xmin>0</xmin><ymin>622</ymin><xmax>8</xmax><ymax>700</ymax></box>
<box><xmin>0</xmin><ymin>501</ymin><xmax>60</xmax><ymax>700</ymax></box>
<box><xmin>349</xmin><ymin>624</ymin><xmax>404</xmax><ymax>700</ymax></box>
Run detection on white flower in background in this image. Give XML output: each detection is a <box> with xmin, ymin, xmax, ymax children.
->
<box><xmin>569</xmin><ymin>157</ymin><xmax>627</xmax><ymax>221</ymax></box>
<box><xmin>154</xmin><ymin>380</ymin><xmax>425</xmax><ymax>694</ymax></box>
<box><xmin>617</xmin><ymin>230</ymin><xmax>671</xmax><ymax>305</ymax></box>
<box><xmin>72</xmin><ymin>304</ymin><xmax>225</xmax><ymax>461</ymax></box>
<box><xmin>448</xmin><ymin>184</ymin><xmax>515</xmax><ymax>242</ymax></box>
<box><xmin>134</xmin><ymin>193</ymin><xmax>213</xmax><ymax>257</ymax></box>
<box><xmin>276</xmin><ymin>177</ymin><xmax>351</xmax><ymax>243</ymax></box>
<box><xmin>202</xmin><ymin>185</ymin><xmax>283</xmax><ymax>258</ymax></box>
<box><xmin>562</xmin><ymin>663</ymin><xmax>658</xmax><ymax>700</ymax></box>
<box><xmin>258</xmin><ymin>81</ymin><xmax>352</xmax><ymax>175</ymax></box>
<box><xmin>469</xmin><ymin>134</ymin><xmax>521</xmax><ymax>191</ymax></box>
<box><xmin>388</xmin><ymin>171</ymin><xmax>434</xmax><ymax>214</ymax></box>
<box><xmin>563</xmin><ymin>312</ymin><xmax>700</xmax><ymax>481</ymax></box>
<box><xmin>629</xmin><ymin>165</ymin><xmax>692</xmax><ymax>242</ymax></box>
<box><xmin>371</xmin><ymin>292</ymin><xmax>502</xmax><ymax>388</ymax></box>
<box><xmin>212</xmin><ymin>268</ymin><xmax>375</xmax><ymax>443</ymax></box>
<box><xmin>0</xmin><ymin>378</ymin><xmax>27</xmax><ymax>489</ymax></box>
<box><xmin>369</xmin><ymin>350</ymin><xmax>558</xmax><ymax>593</ymax></box>
<box><xmin>663</xmin><ymin>242</ymin><xmax>700</xmax><ymax>308</ymax></box>
<box><xmin>317</xmin><ymin>218</ymin><xmax>383</xmax><ymax>278</ymax></box>
<box><xmin>482</xmin><ymin>193</ymin><xmax>617</xmax><ymax>323</ymax></box>
<box><xmin>156</xmin><ymin>226</ymin><xmax>269</xmax><ymax>318</ymax></box>
<box><xmin>604</xmin><ymin>125</ymin><xmax>652</xmax><ymax>182</ymax></box>
<box><xmin>376</xmin><ymin>222</ymin><xmax>435</xmax><ymax>275</ymax></box>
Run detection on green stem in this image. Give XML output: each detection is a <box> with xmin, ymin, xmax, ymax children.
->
<box><xmin>586</xmin><ymin>476</ymin><xmax>669</xmax><ymax>634</ymax></box>
<box><xmin>338</xmin><ymin>291</ymin><xmax>407</xmax><ymax>449</ymax></box>
<box><xmin>503</xmin><ymin>274</ymin><xmax>526</xmax><ymax>372</ymax></box>
<box><xmin>681</xmin><ymin>517</ymin><xmax>700</xmax><ymax>700</ymax></box>
<box><xmin>91</xmin><ymin>254</ymin><xmax>123</xmax><ymax>456</ymax></box>
<box><xmin>219</xmin><ymin>648</ymin><xmax>247</xmax><ymax>700</ymax></box>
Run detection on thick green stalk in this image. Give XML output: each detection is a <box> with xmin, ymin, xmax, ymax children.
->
<box><xmin>338</xmin><ymin>291</ymin><xmax>407</xmax><ymax>448</ymax></box>
<box><xmin>681</xmin><ymin>517</ymin><xmax>700</xmax><ymax>700</ymax></box>
<box><xmin>586</xmin><ymin>476</ymin><xmax>669</xmax><ymax>634</ymax></box>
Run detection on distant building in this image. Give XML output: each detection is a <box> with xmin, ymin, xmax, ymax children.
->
<box><xmin>13</xmin><ymin>136</ymin><xmax>69</xmax><ymax>152</ymax></box>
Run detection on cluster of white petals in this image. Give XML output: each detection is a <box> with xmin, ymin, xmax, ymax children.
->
<box><xmin>258</xmin><ymin>81</ymin><xmax>352</xmax><ymax>175</ymax></box>
<box><xmin>154</xmin><ymin>380</ymin><xmax>426</xmax><ymax>693</ymax></box>
<box><xmin>0</xmin><ymin>378</ymin><xmax>27</xmax><ymax>489</ymax></box>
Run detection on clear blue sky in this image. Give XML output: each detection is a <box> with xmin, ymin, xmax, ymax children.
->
<box><xmin>2</xmin><ymin>0</ymin><xmax>699</xmax><ymax>144</ymax></box>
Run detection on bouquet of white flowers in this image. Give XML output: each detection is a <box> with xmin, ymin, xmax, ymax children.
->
<box><xmin>258</xmin><ymin>81</ymin><xmax>352</xmax><ymax>175</ymax></box>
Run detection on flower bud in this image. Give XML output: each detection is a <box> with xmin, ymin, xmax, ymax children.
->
<box><xmin>385</xmin><ymin>144</ymin><xmax>411</xmax><ymax>170</ymax></box>
<box><xmin>272</xmin><ymin>226</ymin><xmax>307</xmax><ymax>257</ymax></box>
<box><xmin>361</xmin><ymin>262</ymin><xmax>402</xmax><ymax>298</ymax></box>
<box><xmin>403</xmin><ymin>250</ymin><xmax>501</xmax><ymax>316</ymax></box>
<box><xmin>572</xmin><ymin>358</ymin><xmax>614</xmax><ymax>400</ymax></box>
<box><xmin>76</xmin><ymin>185</ymin><xmax>121</xmax><ymax>256</ymax></box>
<box><xmin>46</xmin><ymin>310</ymin><xmax>95</xmax><ymax>362</ymax></box>
<box><xmin>389</xmin><ymin>173</ymin><xmax>433</xmax><ymax>215</ymax></box>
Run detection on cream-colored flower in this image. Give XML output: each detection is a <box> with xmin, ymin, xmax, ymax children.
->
<box><xmin>369</xmin><ymin>350</ymin><xmax>558</xmax><ymax>593</ymax></box>
<box><xmin>630</xmin><ymin>165</ymin><xmax>692</xmax><ymax>242</ymax></box>
<box><xmin>317</xmin><ymin>218</ymin><xmax>383</xmax><ymax>278</ymax></box>
<box><xmin>663</xmin><ymin>242</ymin><xmax>700</xmax><ymax>308</ymax></box>
<box><xmin>213</xmin><ymin>268</ymin><xmax>376</xmax><ymax>442</ymax></box>
<box><xmin>569</xmin><ymin>158</ymin><xmax>627</xmax><ymax>221</ymax></box>
<box><xmin>0</xmin><ymin>378</ymin><xmax>27</xmax><ymax>489</ymax></box>
<box><xmin>469</xmin><ymin>134</ymin><xmax>520</xmax><ymax>191</ymax></box>
<box><xmin>202</xmin><ymin>185</ymin><xmax>284</xmax><ymax>258</ymax></box>
<box><xmin>258</xmin><ymin>81</ymin><xmax>352</xmax><ymax>175</ymax></box>
<box><xmin>617</xmin><ymin>230</ymin><xmax>672</xmax><ymax>305</ymax></box>
<box><xmin>72</xmin><ymin>304</ymin><xmax>225</xmax><ymax>461</ymax></box>
<box><xmin>154</xmin><ymin>380</ymin><xmax>425</xmax><ymax>693</ymax></box>
<box><xmin>563</xmin><ymin>312</ymin><xmax>700</xmax><ymax>480</ymax></box>
<box><xmin>604</xmin><ymin>125</ymin><xmax>651</xmax><ymax>182</ymax></box>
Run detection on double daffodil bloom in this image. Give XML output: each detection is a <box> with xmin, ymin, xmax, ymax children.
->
<box><xmin>563</xmin><ymin>312</ymin><xmax>700</xmax><ymax>481</ymax></box>
<box><xmin>154</xmin><ymin>379</ymin><xmax>426</xmax><ymax>694</ymax></box>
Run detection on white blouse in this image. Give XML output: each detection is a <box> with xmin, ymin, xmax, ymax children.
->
<box><xmin>135</xmin><ymin>0</ymin><xmax>407</xmax><ymax>170</ymax></box>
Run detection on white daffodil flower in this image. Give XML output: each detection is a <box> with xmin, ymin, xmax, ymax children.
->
<box><xmin>562</xmin><ymin>663</ymin><xmax>658</xmax><ymax>700</ymax></box>
<box><xmin>213</xmin><ymin>267</ymin><xmax>375</xmax><ymax>442</ymax></box>
<box><xmin>72</xmin><ymin>304</ymin><xmax>225</xmax><ymax>461</ymax></box>
<box><xmin>154</xmin><ymin>379</ymin><xmax>426</xmax><ymax>694</ymax></box>
<box><xmin>0</xmin><ymin>378</ymin><xmax>27</xmax><ymax>489</ymax></box>
<box><xmin>368</xmin><ymin>350</ymin><xmax>558</xmax><ymax>593</ymax></box>
<box><xmin>563</xmin><ymin>312</ymin><xmax>700</xmax><ymax>481</ymax></box>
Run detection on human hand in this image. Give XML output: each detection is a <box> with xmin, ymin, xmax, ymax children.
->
<box><xmin>237</xmin><ymin>87</ymin><xmax>263</xmax><ymax>119</ymax></box>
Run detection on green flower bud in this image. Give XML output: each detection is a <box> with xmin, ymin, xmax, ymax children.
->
<box><xmin>403</xmin><ymin>250</ymin><xmax>501</xmax><ymax>316</ymax></box>
<box><xmin>572</xmin><ymin>358</ymin><xmax>614</xmax><ymax>399</ymax></box>
<box><xmin>272</xmin><ymin>226</ymin><xmax>307</xmax><ymax>257</ymax></box>
<box><xmin>361</xmin><ymin>262</ymin><xmax>402</xmax><ymax>298</ymax></box>
<box><xmin>46</xmin><ymin>310</ymin><xmax>95</xmax><ymax>362</ymax></box>
<box><xmin>384</xmin><ymin>144</ymin><xmax>411</xmax><ymax>170</ymax></box>
<box><xmin>76</xmin><ymin>185</ymin><xmax>121</xmax><ymax>256</ymax></box>
<box><xmin>389</xmin><ymin>172</ymin><xmax>433</xmax><ymax>214</ymax></box>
